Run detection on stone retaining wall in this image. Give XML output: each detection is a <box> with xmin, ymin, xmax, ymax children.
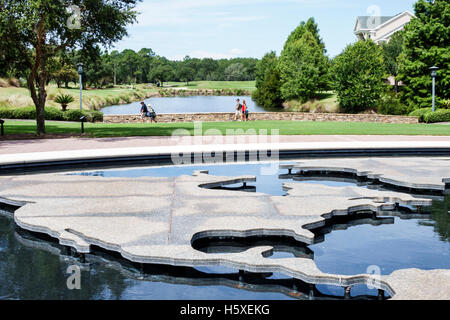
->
<box><xmin>158</xmin><ymin>88</ymin><xmax>253</xmax><ymax>97</ymax></box>
<box><xmin>103</xmin><ymin>112</ymin><xmax>419</xmax><ymax>124</ymax></box>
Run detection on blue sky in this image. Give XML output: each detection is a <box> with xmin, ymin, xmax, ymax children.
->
<box><xmin>112</xmin><ymin>0</ymin><xmax>417</xmax><ymax>60</ymax></box>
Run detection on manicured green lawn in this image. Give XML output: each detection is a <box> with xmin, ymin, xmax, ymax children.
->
<box><xmin>166</xmin><ymin>81</ymin><xmax>256</xmax><ymax>91</ymax></box>
<box><xmin>2</xmin><ymin>120</ymin><xmax>449</xmax><ymax>138</ymax></box>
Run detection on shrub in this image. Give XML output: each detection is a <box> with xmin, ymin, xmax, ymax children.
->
<box><xmin>12</xmin><ymin>106</ymin><xmax>36</xmax><ymax>119</ymax></box>
<box><xmin>377</xmin><ymin>92</ymin><xmax>410</xmax><ymax>115</ymax></box>
<box><xmin>0</xmin><ymin>78</ymin><xmax>8</xmax><ymax>88</ymax></box>
<box><xmin>84</xmin><ymin>110</ymin><xmax>103</xmax><ymax>122</ymax></box>
<box><xmin>409</xmin><ymin>108</ymin><xmax>432</xmax><ymax>122</ymax></box>
<box><xmin>313</xmin><ymin>104</ymin><xmax>326</xmax><ymax>113</ymax></box>
<box><xmin>62</xmin><ymin>109</ymin><xmax>103</xmax><ymax>122</ymax></box>
<box><xmin>0</xmin><ymin>107</ymin><xmax>15</xmax><ymax>119</ymax></box>
<box><xmin>54</xmin><ymin>93</ymin><xmax>75</xmax><ymax>111</ymax></box>
<box><xmin>62</xmin><ymin>109</ymin><xmax>84</xmax><ymax>122</ymax></box>
<box><xmin>45</xmin><ymin>107</ymin><xmax>65</xmax><ymax>121</ymax></box>
<box><xmin>441</xmin><ymin>99</ymin><xmax>450</xmax><ymax>109</ymax></box>
<box><xmin>7</xmin><ymin>77</ymin><xmax>20</xmax><ymax>87</ymax></box>
<box><xmin>423</xmin><ymin>109</ymin><xmax>450</xmax><ymax>123</ymax></box>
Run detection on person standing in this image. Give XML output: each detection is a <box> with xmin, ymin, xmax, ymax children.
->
<box><xmin>243</xmin><ymin>100</ymin><xmax>249</xmax><ymax>121</ymax></box>
<box><xmin>241</xmin><ymin>100</ymin><xmax>247</xmax><ymax>121</ymax></box>
<box><xmin>234</xmin><ymin>99</ymin><xmax>242</xmax><ymax>121</ymax></box>
<box><xmin>140</xmin><ymin>102</ymin><xmax>149</xmax><ymax>123</ymax></box>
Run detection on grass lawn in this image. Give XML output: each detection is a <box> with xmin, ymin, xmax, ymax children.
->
<box><xmin>166</xmin><ymin>81</ymin><xmax>256</xmax><ymax>91</ymax></box>
<box><xmin>0</xmin><ymin>84</ymin><xmax>157</xmax><ymax>110</ymax></box>
<box><xmin>2</xmin><ymin>120</ymin><xmax>449</xmax><ymax>138</ymax></box>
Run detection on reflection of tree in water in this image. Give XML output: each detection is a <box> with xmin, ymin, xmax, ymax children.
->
<box><xmin>418</xmin><ymin>195</ymin><xmax>449</xmax><ymax>242</ymax></box>
<box><xmin>0</xmin><ymin>216</ymin><xmax>130</xmax><ymax>300</ymax></box>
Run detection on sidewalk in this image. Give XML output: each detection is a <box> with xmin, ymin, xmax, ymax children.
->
<box><xmin>0</xmin><ymin>135</ymin><xmax>449</xmax><ymax>169</ymax></box>
<box><xmin>2</xmin><ymin>135</ymin><xmax>450</xmax><ymax>155</ymax></box>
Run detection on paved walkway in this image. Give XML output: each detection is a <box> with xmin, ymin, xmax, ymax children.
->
<box><xmin>1</xmin><ymin>135</ymin><xmax>450</xmax><ymax>155</ymax></box>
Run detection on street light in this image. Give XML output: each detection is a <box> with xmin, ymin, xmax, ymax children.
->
<box><xmin>77</xmin><ymin>63</ymin><xmax>83</xmax><ymax>111</ymax></box>
<box><xmin>430</xmin><ymin>66</ymin><xmax>439</xmax><ymax>113</ymax></box>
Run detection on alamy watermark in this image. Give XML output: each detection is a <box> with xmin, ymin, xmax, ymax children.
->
<box><xmin>66</xmin><ymin>4</ymin><xmax>81</xmax><ymax>30</ymax></box>
<box><xmin>366</xmin><ymin>265</ymin><xmax>382</xmax><ymax>290</ymax></box>
<box><xmin>66</xmin><ymin>265</ymin><xmax>81</xmax><ymax>290</ymax></box>
<box><xmin>169</xmin><ymin>122</ymin><xmax>280</xmax><ymax>176</ymax></box>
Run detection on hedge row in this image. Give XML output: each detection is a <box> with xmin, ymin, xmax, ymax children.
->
<box><xmin>423</xmin><ymin>109</ymin><xmax>450</xmax><ymax>124</ymax></box>
<box><xmin>0</xmin><ymin>106</ymin><xmax>103</xmax><ymax>122</ymax></box>
<box><xmin>409</xmin><ymin>108</ymin><xmax>450</xmax><ymax>123</ymax></box>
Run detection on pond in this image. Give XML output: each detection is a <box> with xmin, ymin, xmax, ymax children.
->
<box><xmin>101</xmin><ymin>95</ymin><xmax>278</xmax><ymax>115</ymax></box>
<box><xmin>1</xmin><ymin>162</ymin><xmax>448</xmax><ymax>300</ymax></box>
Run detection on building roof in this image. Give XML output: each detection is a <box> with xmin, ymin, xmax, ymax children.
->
<box><xmin>355</xmin><ymin>16</ymin><xmax>394</xmax><ymax>30</ymax></box>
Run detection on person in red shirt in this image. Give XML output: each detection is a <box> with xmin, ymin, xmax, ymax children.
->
<box><xmin>242</xmin><ymin>100</ymin><xmax>248</xmax><ymax>121</ymax></box>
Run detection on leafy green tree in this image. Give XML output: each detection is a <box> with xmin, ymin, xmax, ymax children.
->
<box><xmin>381</xmin><ymin>31</ymin><xmax>404</xmax><ymax>93</ymax></box>
<box><xmin>0</xmin><ymin>0</ymin><xmax>139</xmax><ymax>134</ymax></box>
<box><xmin>332</xmin><ymin>40</ymin><xmax>386</xmax><ymax>113</ymax></box>
<box><xmin>52</xmin><ymin>62</ymin><xmax>78</xmax><ymax>88</ymax></box>
<box><xmin>255</xmin><ymin>51</ymin><xmax>277</xmax><ymax>88</ymax></box>
<box><xmin>253</xmin><ymin>67</ymin><xmax>282</xmax><ymax>108</ymax></box>
<box><xmin>397</xmin><ymin>0</ymin><xmax>450</xmax><ymax>109</ymax></box>
<box><xmin>253</xmin><ymin>51</ymin><xmax>282</xmax><ymax>108</ymax></box>
<box><xmin>224</xmin><ymin>63</ymin><xmax>249</xmax><ymax>81</ymax></box>
<box><xmin>149</xmin><ymin>65</ymin><xmax>175</xmax><ymax>86</ymax></box>
<box><xmin>178</xmin><ymin>66</ymin><xmax>196</xmax><ymax>85</ymax></box>
<box><xmin>283</xmin><ymin>17</ymin><xmax>326</xmax><ymax>53</ymax></box>
<box><xmin>278</xmin><ymin>30</ymin><xmax>329</xmax><ymax>102</ymax></box>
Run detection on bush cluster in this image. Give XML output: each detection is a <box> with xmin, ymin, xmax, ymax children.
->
<box><xmin>0</xmin><ymin>106</ymin><xmax>103</xmax><ymax>122</ymax></box>
<box><xmin>409</xmin><ymin>108</ymin><xmax>432</xmax><ymax>122</ymax></box>
<box><xmin>423</xmin><ymin>109</ymin><xmax>450</xmax><ymax>124</ymax></box>
<box><xmin>376</xmin><ymin>92</ymin><xmax>410</xmax><ymax>115</ymax></box>
<box><xmin>409</xmin><ymin>108</ymin><xmax>450</xmax><ymax>123</ymax></box>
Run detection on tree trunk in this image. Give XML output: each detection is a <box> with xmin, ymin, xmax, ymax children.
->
<box><xmin>114</xmin><ymin>64</ymin><xmax>117</xmax><ymax>86</ymax></box>
<box><xmin>36</xmin><ymin>72</ymin><xmax>47</xmax><ymax>135</ymax></box>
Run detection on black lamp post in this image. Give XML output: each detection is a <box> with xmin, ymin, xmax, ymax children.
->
<box><xmin>80</xmin><ymin>116</ymin><xmax>87</xmax><ymax>134</ymax></box>
<box><xmin>0</xmin><ymin>119</ymin><xmax>4</xmax><ymax>136</ymax></box>
<box><xmin>430</xmin><ymin>66</ymin><xmax>439</xmax><ymax>113</ymax></box>
<box><xmin>77</xmin><ymin>63</ymin><xmax>84</xmax><ymax>111</ymax></box>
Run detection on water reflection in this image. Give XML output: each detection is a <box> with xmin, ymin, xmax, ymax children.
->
<box><xmin>2</xmin><ymin>162</ymin><xmax>448</xmax><ymax>300</ymax></box>
<box><xmin>1</xmin><ymin>221</ymin><xmax>385</xmax><ymax>300</ymax></box>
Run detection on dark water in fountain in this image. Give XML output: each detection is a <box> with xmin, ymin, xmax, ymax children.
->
<box><xmin>0</xmin><ymin>162</ymin><xmax>448</xmax><ymax>299</ymax></box>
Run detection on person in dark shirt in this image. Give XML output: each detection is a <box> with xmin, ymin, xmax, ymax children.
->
<box><xmin>140</xmin><ymin>102</ymin><xmax>149</xmax><ymax>123</ymax></box>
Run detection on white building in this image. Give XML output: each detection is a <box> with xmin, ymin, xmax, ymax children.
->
<box><xmin>354</xmin><ymin>11</ymin><xmax>415</xmax><ymax>44</ymax></box>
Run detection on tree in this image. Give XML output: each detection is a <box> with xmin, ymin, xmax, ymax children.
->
<box><xmin>149</xmin><ymin>65</ymin><xmax>175</xmax><ymax>86</ymax></box>
<box><xmin>253</xmin><ymin>51</ymin><xmax>282</xmax><ymax>108</ymax></box>
<box><xmin>381</xmin><ymin>32</ymin><xmax>404</xmax><ymax>93</ymax></box>
<box><xmin>278</xmin><ymin>30</ymin><xmax>329</xmax><ymax>102</ymax></box>
<box><xmin>224</xmin><ymin>63</ymin><xmax>248</xmax><ymax>81</ymax></box>
<box><xmin>332</xmin><ymin>40</ymin><xmax>386</xmax><ymax>113</ymax></box>
<box><xmin>397</xmin><ymin>0</ymin><xmax>450</xmax><ymax>109</ymax></box>
<box><xmin>178</xmin><ymin>66</ymin><xmax>196</xmax><ymax>85</ymax></box>
<box><xmin>283</xmin><ymin>17</ymin><xmax>326</xmax><ymax>53</ymax></box>
<box><xmin>0</xmin><ymin>0</ymin><xmax>139</xmax><ymax>134</ymax></box>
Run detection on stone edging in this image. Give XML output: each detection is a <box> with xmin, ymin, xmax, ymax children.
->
<box><xmin>103</xmin><ymin>112</ymin><xmax>419</xmax><ymax>124</ymax></box>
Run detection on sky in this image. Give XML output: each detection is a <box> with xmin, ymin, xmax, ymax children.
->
<box><xmin>112</xmin><ymin>0</ymin><xmax>417</xmax><ymax>60</ymax></box>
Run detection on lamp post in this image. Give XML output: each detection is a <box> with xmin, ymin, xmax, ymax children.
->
<box><xmin>77</xmin><ymin>63</ymin><xmax>84</xmax><ymax>111</ymax></box>
<box><xmin>430</xmin><ymin>66</ymin><xmax>439</xmax><ymax>113</ymax></box>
